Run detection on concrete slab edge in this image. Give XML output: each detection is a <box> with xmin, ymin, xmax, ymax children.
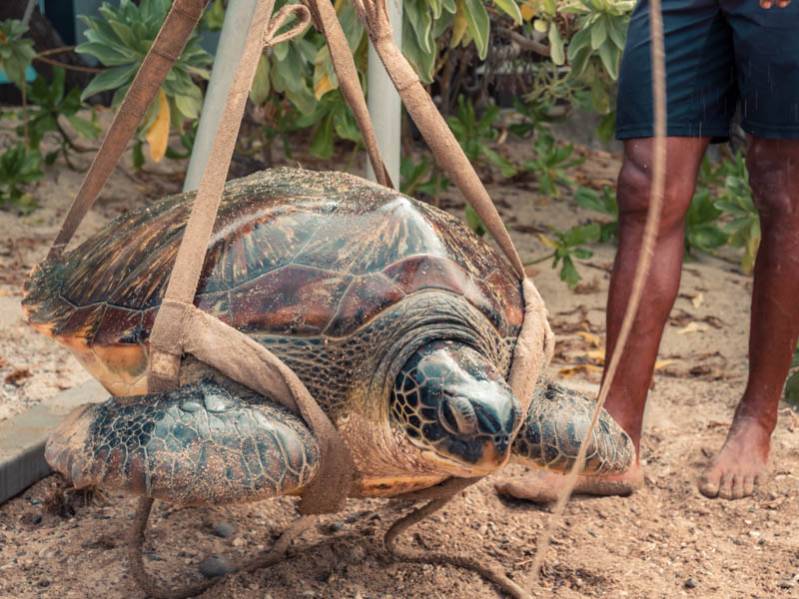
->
<box><xmin>0</xmin><ymin>379</ymin><xmax>106</xmax><ymax>504</ymax></box>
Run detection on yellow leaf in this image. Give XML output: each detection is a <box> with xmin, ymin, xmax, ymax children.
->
<box><xmin>538</xmin><ymin>233</ymin><xmax>558</xmax><ymax>249</ymax></box>
<box><xmin>577</xmin><ymin>331</ymin><xmax>602</xmax><ymax>347</ymax></box>
<box><xmin>314</xmin><ymin>71</ymin><xmax>336</xmax><ymax>100</ymax></box>
<box><xmin>145</xmin><ymin>89</ymin><xmax>170</xmax><ymax>163</ymax></box>
<box><xmin>533</xmin><ymin>18</ymin><xmax>549</xmax><ymax>33</ymax></box>
<box><xmin>676</xmin><ymin>322</ymin><xmax>709</xmax><ymax>335</ymax></box>
<box><xmin>521</xmin><ymin>3</ymin><xmax>536</xmax><ymax>21</ymax></box>
<box><xmin>451</xmin><ymin>0</ymin><xmax>469</xmax><ymax>48</ymax></box>
<box><xmin>654</xmin><ymin>359</ymin><xmax>675</xmax><ymax>370</ymax></box>
<box><xmin>586</xmin><ymin>349</ymin><xmax>605</xmax><ymax>364</ymax></box>
<box><xmin>558</xmin><ymin>364</ymin><xmax>603</xmax><ymax>379</ymax></box>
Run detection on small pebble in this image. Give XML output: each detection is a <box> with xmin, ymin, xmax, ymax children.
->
<box><xmin>211</xmin><ymin>521</ymin><xmax>235</xmax><ymax>538</ymax></box>
<box><xmin>32</xmin><ymin>514</ymin><xmax>42</xmax><ymax>525</ymax></box>
<box><xmin>684</xmin><ymin>578</ymin><xmax>697</xmax><ymax>589</ymax></box>
<box><xmin>198</xmin><ymin>556</ymin><xmax>234</xmax><ymax>579</ymax></box>
<box><xmin>325</xmin><ymin>522</ymin><xmax>344</xmax><ymax>534</ymax></box>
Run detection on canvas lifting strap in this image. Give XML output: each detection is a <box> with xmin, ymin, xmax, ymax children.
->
<box><xmin>42</xmin><ymin>0</ymin><xmax>553</xmax><ymax>517</ymax></box>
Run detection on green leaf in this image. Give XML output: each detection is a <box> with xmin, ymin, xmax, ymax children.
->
<box><xmin>80</xmin><ymin>64</ymin><xmax>138</xmax><ymax>101</ymax></box>
<box><xmin>462</xmin><ymin>0</ymin><xmax>491</xmax><ymax>60</ymax></box>
<box><xmin>202</xmin><ymin>0</ymin><xmax>226</xmax><ymax>31</ymax></box>
<box><xmin>76</xmin><ymin>41</ymin><xmax>134</xmax><ymax>66</ymax></box>
<box><xmin>65</xmin><ymin>114</ymin><xmax>101</xmax><ymax>139</ymax></box>
<box><xmin>563</xmin><ymin>222</ymin><xmax>601</xmax><ymax>246</ymax></box>
<box><xmin>309</xmin><ymin>112</ymin><xmax>335</xmax><ymax>159</ymax></box>
<box><xmin>548</xmin><ymin>25</ymin><xmax>565</xmax><ymax>66</ymax></box>
<box><xmin>598</xmin><ymin>42</ymin><xmax>619</xmax><ymax>80</ymax></box>
<box><xmin>607</xmin><ymin>16</ymin><xmax>627</xmax><ymax>49</ymax></box>
<box><xmin>0</xmin><ymin>19</ymin><xmax>36</xmax><ymax>89</ymax></box>
<box><xmin>590</xmin><ymin>18</ymin><xmax>607</xmax><ymax>50</ymax></box>
<box><xmin>465</xmin><ymin>205</ymin><xmax>486</xmax><ymax>236</ymax></box>
<box><xmin>405</xmin><ymin>0</ymin><xmax>435</xmax><ymax>55</ymax></box>
<box><xmin>560</xmin><ymin>256</ymin><xmax>581</xmax><ymax>288</ymax></box>
<box><xmin>174</xmin><ymin>88</ymin><xmax>202</xmax><ymax>120</ymax></box>
<box><xmin>402</xmin><ymin>15</ymin><xmax>437</xmax><ymax>82</ymax></box>
<box><xmin>250</xmin><ymin>54</ymin><xmax>271</xmax><ymax>106</ymax></box>
<box><xmin>493</xmin><ymin>0</ymin><xmax>524</xmax><ymax>25</ymax></box>
<box><xmin>567</xmin><ymin>28</ymin><xmax>592</xmax><ymax>61</ymax></box>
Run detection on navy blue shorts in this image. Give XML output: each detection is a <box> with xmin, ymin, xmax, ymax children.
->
<box><xmin>616</xmin><ymin>0</ymin><xmax>799</xmax><ymax>141</ymax></box>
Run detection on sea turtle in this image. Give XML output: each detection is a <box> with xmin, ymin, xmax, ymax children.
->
<box><xmin>23</xmin><ymin>168</ymin><xmax>632</xmax><ymax>508</ymax></box>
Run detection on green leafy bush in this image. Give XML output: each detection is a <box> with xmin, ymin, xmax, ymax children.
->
<box><xmin>400</xmin><ymin>154</ymin><xmax>450</xmax><ymax>198</ymax></box>
<box><xmin>712</xmin><ymin>153</ymin><xmax>760</xmax><ymax>274</ymax></box>
<box><xmin>24</xmin><ymin>68</ymin><xmax>100</xmax><ymax>165</ymax></box>
<box><xmin>521</xmin><ymin>131</ymin><xmax>582</xmax><ymax>198</ymax></box>
<box><xmin>685</xmin><ymin>189</ymin><xmax>727</xmax><ymax>255</ymax></box>
<box><xmin>537</xmin><ymin>223</ymin><xmax>601</xmax><ymax>287</ymax></box>
<box><xmin>77</xmin><ymin>0</ymin><xmax>212</xmax><ymax>161</ymax></box>
<box><xmin>448</xmin><ymin>96</ymin><xmax>516</xmax><ymax>177</ymax></box>
<box><xmin>574</xmin><ymin>185</ymin><xmax>617</xmax><ymax>242</ymax></box>
<box><xmin>0</xmin><ymin>144</ymin><xmax>43</xmax><ymax>213</ymax></box>
<box><xmin>0</xmin><ymin>19</ymin><xmax>35</xmax><ymax>89</ymax></box>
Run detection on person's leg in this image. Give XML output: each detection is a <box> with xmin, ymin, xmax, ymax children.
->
<box><xmin>496</xmin><ymin>137</ymin><xmax>708</xmax><ymax>503</ymax></box>
<box><xmin>698</xmin><ymin>138</ymin><xmax>799</xmax><ymax>499</ymax></box>
<box><xmin>602</xmin><ymin>137</ymin><xmax>709</xmax><ymax>448</ymax></box>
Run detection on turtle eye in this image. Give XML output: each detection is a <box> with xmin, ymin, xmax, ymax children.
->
<box><xmin>438</xmin><ymin>395</ymin><xmax>477</xmax><ymax>436</ymax></box>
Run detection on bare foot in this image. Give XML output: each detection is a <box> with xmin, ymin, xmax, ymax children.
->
<box><xmin>494</xmin><ymin>463</ymin><xmax>643</xmax><ymax>504</ymax></box>
<box><xmin>698</xmin><ymin>416</ymin><xmax>770</xmax><ymax>500</ymax></box>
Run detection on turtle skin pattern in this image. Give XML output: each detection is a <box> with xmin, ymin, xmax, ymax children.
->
<box><xmin>512</xmin><ymin>382</ymin><xmax>633</xmax><ymax>474</ymax></box>
<box><xmin>44</xmin><ymin>380</ymin><xmax>320</xmax><ymax>505</ymax></box>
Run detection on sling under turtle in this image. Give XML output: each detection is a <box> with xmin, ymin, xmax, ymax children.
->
<box><xmin>23</xmin><ymin>168</ymin><xmax>632</xmax><ymax>585</ymax></box>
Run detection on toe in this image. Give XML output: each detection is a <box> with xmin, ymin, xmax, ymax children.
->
<box><xmin>718</xmin><ymin>473</ymin><xmax>735</xmax><ymax>500</ymax></box>
<box><xmin>742</xmin><ymin>476</ymin><xmax>755</xmax><ymax>497</ymax></box>
<box><xmin>698</xmin><ymin>469</ymin><xmax>721</xmax><ymax>498</ymax></box>
<box><xmin>731</xmin><ymin>475</ymin><xmax>745</xmax><ymax>499</ymax></box>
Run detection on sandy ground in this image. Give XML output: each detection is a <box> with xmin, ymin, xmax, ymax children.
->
<box><xmin>1</xmin><ymin>139</ymin><xmax>798</xmax><ymax>598</ymax></box>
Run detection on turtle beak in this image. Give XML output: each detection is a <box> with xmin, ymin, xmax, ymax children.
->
<box><xmin>390</xmin><ymin>340</ymin><xmax>522</xmax><ymax>477</ymax></box>
<box><xmin>424</xmin><ymin>380</ymin><xmax>521</xmax><ymax>475</ymax></box>
<box><xmin>438</xmin><ymin>380</ymin><xmax>521</xmax><ymax>472</ymax></box>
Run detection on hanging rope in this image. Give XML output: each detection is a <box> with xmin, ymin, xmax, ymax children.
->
<box><xmin>527</xmin><ymin>0</ymin><xmax>668</xmax><ymax>586</ymax></box>
<box><xmin>127</xmin><ymin>497</ymin><xmax>316</xmax><ymax>599</ymax></box>
<box><xmin>382</xmin><ymin>478</ymin><xmax>533</xmax><ymax>599</ymax></box>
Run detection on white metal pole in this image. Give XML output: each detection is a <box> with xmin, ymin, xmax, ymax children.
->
<box><xmin>184</xmin><ymin>0</ymin><xmax>260</xmax><ymax>192</ymax></box>
<box><xmin>366</xmin><ymin>0</ymin><xmax>402</xmax><ymax>186</ymax></box>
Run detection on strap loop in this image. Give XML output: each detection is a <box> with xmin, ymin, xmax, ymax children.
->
<box><xmin>263</xmin><ymin>4</ymin><xmax>312</xmax><ymax>48</ymax></box>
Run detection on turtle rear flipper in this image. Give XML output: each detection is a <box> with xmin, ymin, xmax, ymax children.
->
<box><xmin>512</xmin><ymin>382</ymin><xmax>634</xmax><ymax>475</ymax></box>
<box><xmin>45</xmin><ymin>381</ymin><xmax>320</xmax><ymax>505</ymax></box>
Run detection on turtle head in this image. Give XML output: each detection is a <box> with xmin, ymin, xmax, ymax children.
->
<box><xmin>390</xmin><ymin>340</ymin><xmax>521</xmax><ymax>476</ymax></box>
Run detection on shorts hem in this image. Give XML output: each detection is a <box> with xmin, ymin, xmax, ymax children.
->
<box><xmin>615</xmin><ymin>123</ymin><xmax>731</xmax><ymax>141</ymax></box>
<box><xmin>740</xmin><ymin>121</ymin><xmax>799</xmax><ymax>140</ymax></box>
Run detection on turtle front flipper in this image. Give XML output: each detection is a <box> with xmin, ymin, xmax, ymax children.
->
<box><xmin>511</xmin><ymin>382</ymin><xmax>634</xmax><ymax>475</ymax></box>
<box><xmin>45</xmin><ymin>380</ymin><xmax>320</xmax><ymax>505</ymax></box>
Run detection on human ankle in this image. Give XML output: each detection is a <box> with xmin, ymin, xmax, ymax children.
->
<box><xmin>731</xmin><ymin>403</ymin><xmax>777</xmax><ymax>436</ymax></box>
